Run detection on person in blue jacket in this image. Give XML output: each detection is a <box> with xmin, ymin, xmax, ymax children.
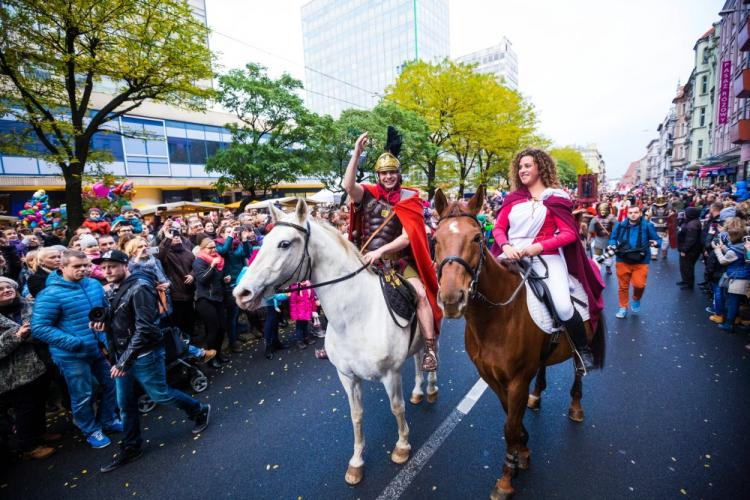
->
<box><xmin>608</xmin><ymin>205</ymin><xmax>662</xmax><ymax>319</ymax></box>
<box><xmin>31</xmin><ymin>250</ymin><xmax>121</xmax><ymax>449</ymax></box>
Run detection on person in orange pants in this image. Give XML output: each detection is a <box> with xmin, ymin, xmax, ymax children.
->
<box><xmin>608</xmin><ymin>205</ymin><xmax>661</xmax><ymax>318</ymax></box>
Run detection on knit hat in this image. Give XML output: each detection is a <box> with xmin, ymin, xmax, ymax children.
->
<box><xmin>121</xmin><ymin>205</ymin><xmax>134</xmax><ymax>213</ymax></box>
<box><xmin>79</xmin><ymin>234</ymin><xmax>99</xmax><ymax>250</ymax></box>
<box><xmin>0</xmin><ymin>276</ymin><xmax>18</xmax><ymax>289</ymax></box>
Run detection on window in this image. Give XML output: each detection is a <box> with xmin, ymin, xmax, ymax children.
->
<box><xmin>698</xmin><ymin>139</ymin><xmax>703</xmax><ymax>159</ymax></box>
<box><xmin>168</xmin><ymin>136</ymin><xmax>189</xmax><ymax>163</ymax></box>
<box><xmin>120</xmin><ymin>116</ymin><xmax>169</xmax><ymax>176</ymax></box>
<box><xmin>701</xmin><ymin>75</ymin><xmax>708</xmax><ymax>94</ymax></box>
<box><xmin>699</xmin><ymin>107</ymin><xmax>706</xmax><ymax>127</ymax></box>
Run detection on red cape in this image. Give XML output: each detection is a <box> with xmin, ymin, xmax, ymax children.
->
<box><xmin>502</xmin><ymin>187</ymin><xmax>604</xmax><ymax>331</ymax></box>
<box><xmin>350</xmin><ymin>184</ymin><xmax>442</xmax><ymax>334</ymax></box>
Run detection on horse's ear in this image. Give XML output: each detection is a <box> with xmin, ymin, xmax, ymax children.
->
<box><xmin>434</xmin><ymin>189</ymin><xmax>448</xmax><ymax>216</ymax></box>
<box><xmin>269</xmin><ymin>203</ymin><xmax>283</xmax><ymax>223</ymax></box>
<box><xmin>295</xmin><ymin>198</ymin><xmax>309</xmax><ymax>222</ymax></box>
<box><xmin>467</xmin><ymin>186</ymin><xmax>485</xmax><ymax>215</ymax></box>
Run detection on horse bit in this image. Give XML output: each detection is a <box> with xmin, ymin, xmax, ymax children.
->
<box><xmin>435</xmin><ymin>212</ymin><xmax>537</xmax><ymax>307</ymax></box>
<box><xmin>272</xmin><ymin>221</ymin><xmax>368</xmax><ymax>294</ymax></box>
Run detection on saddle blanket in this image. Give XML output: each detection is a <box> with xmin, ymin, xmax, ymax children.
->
<box><xmin>526</xmin><ymin>276</ymin><xmax>589</xmax><ymax>334</ymax></box>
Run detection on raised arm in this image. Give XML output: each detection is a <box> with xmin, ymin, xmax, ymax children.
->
<box><xmin>343</xmin><ymin>132</ymin><xmax>367</xmax><ymax>204</ymax></box>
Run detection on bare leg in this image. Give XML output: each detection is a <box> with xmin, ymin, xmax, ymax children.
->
<box><xmin>338</xmin><ymin>371</ymin><xmax>365</xmax><ymax>484</ymax></box>
<box><xmin>408</xmin><ymin>277</ymin><xmax>437</xmax><ymax>371</ymax></box>
<box><xmin>410</xmin><ymin>354</ymin><xmax>424</xmax><ymax>404</ymax></box>
<box><xmin>382</xmin><ymin>370</ymin><xmax>411</xmax><ymax>464</ymax></box>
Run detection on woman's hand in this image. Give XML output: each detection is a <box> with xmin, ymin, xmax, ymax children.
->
<box><xmin>184</xmin><ymin>274</ymin><xmax>194</xmax><ymax>285</ymax></box>
<box><xmin>521</xmin><ymin>243</ymin><xmax>544</xmax><ymax>258</ymax></box>
<box><xmin>211</xmin><ymin>257</ymin><xmax>221</xmax><ymax>267</ymax></box>
<box><xmin>156</xmin><ymin>282</ymin><xmax>170</xmax><ymax>292</ymax></box>
<box><xmin>15</xmin><ymin>323</ymin><xmax>31</xmax><ymax>339</ymax></box>
<box><xmin>223</xmin><ymin>275</ymin><xmax>232</xmax><ymax>284</ymax></box>
<box><xmin>502</xmin><ymin>243</ymin><xmax>522</xmax><ymax>260</ymax></box>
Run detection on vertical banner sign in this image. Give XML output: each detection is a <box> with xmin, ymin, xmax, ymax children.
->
<box><xmin>718</xmin><ymin>60</ymin><xmax>732</xmax><ymax>125</ymax></box>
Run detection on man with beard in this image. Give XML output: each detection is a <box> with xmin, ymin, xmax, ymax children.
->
<box><xmin>589</xmin><ymin>202</ymin><xmax>618</xmax><ymax>274</ymax></box>
<box><xmin>344</xmin><ymin>127</ymin><xmax>442</xmax><ymax>371</ymax></box>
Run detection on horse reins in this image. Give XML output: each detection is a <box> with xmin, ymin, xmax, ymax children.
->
<box><xmin>435</xmin><ymin>212</ymin><xmax>535</xmax><ymax>307</ymax></box>
<box><xmin>272</xmin><ymin>221</ymin><xmax>369</xmax><ymax>294</ymax></box>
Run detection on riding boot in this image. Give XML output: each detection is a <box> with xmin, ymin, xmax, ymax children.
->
<box><xmin>562</xmin><ymin>310</ymin><xmax>594</xmax><ymax>374</ymax></box>
<box><xmin>421</xmin><ymin>337</ymin><xmax>438</xmax><ymax>372</ymax></box>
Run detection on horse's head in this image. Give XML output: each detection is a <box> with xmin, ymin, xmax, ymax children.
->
<box><xmin>433</xmin><ymin>186</ymin><xmax>485</xmax><ymax>318</ymax></box>
<box><xmin>234</xmin><ymin>199</ymin><xmax>312</xmax><ymax>310</ymax></box>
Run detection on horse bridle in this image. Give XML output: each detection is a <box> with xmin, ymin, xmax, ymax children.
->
<box><xmin>435</xmin><ymin>212</ymin><xmax>534</xmax><ymax>307</ymax></box>
<box><xmin>272</xmin><ymin>220</ymin><xmax>369</xmax><ymax>294</ymax></box>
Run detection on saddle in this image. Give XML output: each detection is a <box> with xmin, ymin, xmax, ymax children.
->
<box><xmin>373</xmin><ymin>267</ymin><xmax>419</xmax><ymax>343</ymax></box>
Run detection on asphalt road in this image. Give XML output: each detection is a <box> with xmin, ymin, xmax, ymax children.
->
<box><xmin>2</xmin><ymin>254</ymin><xmax>748</xmax><ymax>500</ymax></box>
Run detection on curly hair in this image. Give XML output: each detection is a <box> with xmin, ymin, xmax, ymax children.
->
<box><xmin>509</xmin><ymin>148</ymin><xmax>560</xmax><ymax>191</ymax></box>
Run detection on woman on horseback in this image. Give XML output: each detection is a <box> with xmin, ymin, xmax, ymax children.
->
<box><xmin>491</xmin><ymin>148</ymin><xmax>604</xmax><ymax>373</ymax></box>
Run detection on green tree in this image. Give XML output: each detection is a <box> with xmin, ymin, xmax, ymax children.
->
<box><xmin>550</xmin><ymin>146</ymin><xmax>588</xmax><ymax>187</ymax></box>
<box><xmin>0</xmin><ymin>0</ymin><xmax>214</xmax><ymax>231</ymax></box>
<box><xmin>207</xmin><ymin>63</ymin><xmax>322</xmax><ymax>211</ymax></box>
<box><xmin>386</xmin><ymin>60</ymin><xmax>538</xmax><ymax>198</ymax></box>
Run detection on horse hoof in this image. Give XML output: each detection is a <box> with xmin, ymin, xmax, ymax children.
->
<box><xmin>345</xmin><ymin>464</ymin><xmax>364</xmax><ymax>485</ymax></box>
<box><xmin>568</xmin><ymin>408</ymin><xmax>584</xmax><ymax>423</ymax></box>
<box><xmin>527</xmin><ymin>394</ymin><xmax>540</xmax><ymax>411</ymax></box>
<box><xmin>410</xmin><ymin>393</ymin><xmax>423</xmax><ymax>405</ymax></box>
<box><xmin>489</xmin><ymin>480</ymin><xmax>514</xmax><ymax>500</ymax></box>
<box><xmin>517</xmin><ymin>452</ymin><xmax>530</xmax><ymax>470</ymax></box>
<box><xmin>427</xmin><ymin>390</ymin><xmax>438</xmax><ymax>403</ymax></box>
<box><xmin>390</xmin><ymin>445</ymin><xmax>411</xmax><ymax>464</ymax></box>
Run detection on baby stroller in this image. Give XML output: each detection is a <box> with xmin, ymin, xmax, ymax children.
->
<box><xmin>137</xmin><ymin>326</ymin><xmax>209</xmax><ymax>414</ymax></box>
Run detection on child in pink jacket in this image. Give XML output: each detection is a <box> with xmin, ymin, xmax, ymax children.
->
<box><xmin>289</xmin><ymin>281</ymin><xmax>317</xmax><ymax>349</ymax></box>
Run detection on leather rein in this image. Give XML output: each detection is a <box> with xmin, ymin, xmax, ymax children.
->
<box><xmin>272</xmin><ymin>221</ymin><xmax>369</xmax><ymax>294</ymax></box>
<box><xmin>435</xmin><ymin>212</ymin><xmax>534</xmax><ymax>307</ymax></box>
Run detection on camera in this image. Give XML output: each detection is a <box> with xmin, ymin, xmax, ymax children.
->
<box><xmin>595</xmin><ymin>245</ymin><xmax>617</xmax><ymax>264</ymax></box>
<box><xmin>171</xmin><ymin>229</ymin><xmax>181</xmax><ymax>237</ymax></box>
<box><xmin>713</xmin><ymin>237</ymin><xmax>721</xmax><ymax>246</ymax></box>
<box><xmin>89</xmin><ymin>306</ymin><xmax>110</xmax><ymax>323</ymax></box>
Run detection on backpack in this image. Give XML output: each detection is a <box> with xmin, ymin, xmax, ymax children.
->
<box><xmin>613</xmin><ymin>221</ymin><xmax>648</xmax><ymax>264</ymax></box>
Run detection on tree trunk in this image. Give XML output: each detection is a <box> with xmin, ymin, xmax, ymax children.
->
<box><xmin>237</xmin><ymin>194</ymin><xmax>256</xmax><ymax>214</ymax></box>
<box><xmin>63</xmin><ymin>166</ymin><xmax>84</xmax><ymax>237</ymax></box>
<box><xmin>427</xmin><ymin>159</ymin><xmax>437</xmax><ymax>200</ymax></box>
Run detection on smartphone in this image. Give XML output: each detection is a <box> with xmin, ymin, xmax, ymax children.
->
<box><xmin>147</xmin><ymin>246</ymin><xmax>159</xmax><ymax>256</ymax></box>
<box><xmin>233</xmin><ymin>226</ymin><xmax>242</xmax><ymax>233</ymax></box>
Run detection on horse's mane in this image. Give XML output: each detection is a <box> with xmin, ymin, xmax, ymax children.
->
<box><xmin>310</xmin><ymin>218</ymin><xmax>368</xmax><ymax>266</ymax></box>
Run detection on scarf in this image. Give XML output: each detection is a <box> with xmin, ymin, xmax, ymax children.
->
<box><xmin>198</xmin><ymin>251</ymin><xmax>224</xmax><ymax>271</ymax></box>
<box><xmin>375</xmin><ymin>182</ymin><xmax>402</xmax><ymax>206</ymax></box>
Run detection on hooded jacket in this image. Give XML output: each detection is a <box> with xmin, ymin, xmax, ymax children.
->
<box><xmin>30</xmin><ymin>272</ymin><xmax>105</xmax><ymax>361</ymax></box>
<box><xmin>157</xmin><ymin>236</ymin><xmax>196</xmax><ymax>302</ymax></box>
<box><xmin>677</xmin><ymin>207</ymin><xmax>703</xmax><ymax>254</ymax></box>
<box><xmin>107</xmin><ymin>268</ymin><xmax>162</xmax><ymax>370</ymax></box>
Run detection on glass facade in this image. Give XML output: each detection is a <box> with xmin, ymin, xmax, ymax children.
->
<box><xmin>456</xmin><ymin>38</ymin><xmax>519</xmax><ymax>90</ymax></box>
<box><xmin>0</xmin><ymin>115</ymin><xmax>232</xmax><ymax>178</ymax></box>
<box><xmin>301</xmin><ymin>0</ymin><xmax>450</xmax><ymax>117</ymax></box>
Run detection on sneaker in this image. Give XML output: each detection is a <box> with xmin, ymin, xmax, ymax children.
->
<box><xmin>87</xmin><ymin>430</ymin><xmax>111</xmax><ymax>449</ymax></box>
<box><xmin>296</xmin><ymin>340</ymin><xmax>308</xmax><ymax>350</ymax></box>
<box><xmin>192</xmin><ymin>404</ymin><xmax>211</xmax><ymax>434</ymax></box>
<box><xmin>717</xmin><ymin>322</ymin><xmax>734</xmax><ymax>332</ymax></box>
<box><xmin>104</xmin><ymin>420</ymin><xmax>124</xmax><ymax>433</ymax></box>
<box><xmin>21</xmin><ymin>445</ymin><xmax>55</xmax><ymax>460</ymax></box>
<box><xmin>100</xmin><ymin>448</ymin><xmax>143</xmax><ymax>473</ymax></box>
<box><xmin>630</xmin><ymin>300</ymin><xmax>641</xmax><ymax>314</ymax></box>
<box><xmin>304</xmin><ymin>337</ymin><xmax>316</xmax><ymax>345</ymax></box>
<box><xmin>709</xmin><ymin>314</ymin><xmax>724</xmax><ymax>324</ymax></box>
<box><xmin>615</xmin><ymin>307</ymin><xmax>627</xmax><ymax>319</ymax></box>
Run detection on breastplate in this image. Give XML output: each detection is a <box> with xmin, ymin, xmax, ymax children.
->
<box><xmin>593</xmin><ymin>216</ymin><xmax>614</xmax><ymax>237</ymax></box>
<box><xmin>360</xmin><ymin>191</ymin><xmax>404</xmax><ymax>254</ymax></box>
<box><xmin>651</xmin><ymin>207</ymin><xmax>668</xmax><ymax>229</ymax></box>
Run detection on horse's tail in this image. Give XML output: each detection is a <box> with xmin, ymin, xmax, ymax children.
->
<box><xmin>591</xmin><ymin>315</ymin><xmax>606</xmax><ymax>369</ymax></box>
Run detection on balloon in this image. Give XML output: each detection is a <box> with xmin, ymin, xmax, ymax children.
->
<box><xmin>30</xmin><ymin>221</ymin><xmax>37</xmax><ymax>228</ymax></box>
<box><xmin>92</xmin><ymin>182</ymin><xmax>110</xmax><ymax>198</ymax></box>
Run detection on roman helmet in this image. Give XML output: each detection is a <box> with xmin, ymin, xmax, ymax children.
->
<box><xmin>597</xmin><ymin>202</ymin><xmax>610</xmax><ymax>216</ymax></box>
<box><xmin>374</xmin><ymin>126</ymin><xmax>402</xmax><ymax>175</ymax></box>
<box><xmin>654</xmin><ymin>195</ymin><xmax>667</xmax><ymax>206</ymax></box>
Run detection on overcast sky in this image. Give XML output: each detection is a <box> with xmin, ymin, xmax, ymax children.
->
<box><xmin>206</xmin><ymin>0</ymin><xmax>723</xmax><ymax>178</ymax></box>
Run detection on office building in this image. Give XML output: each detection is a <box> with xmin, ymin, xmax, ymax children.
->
<box><xmin>455</xmin><ymin>38</ymin><xmax>518</xmax><ymax>90</ymax></box>
<box><xmin>300</xmin><ymin>0</ymin><xmax>450</xmax><ymax>117</ymax></box>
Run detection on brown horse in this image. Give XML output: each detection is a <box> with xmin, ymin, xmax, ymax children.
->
<box><xmin>433</xmin><ymin>187</ymin><xmax>605</xmax><ymax>500</ymax></box>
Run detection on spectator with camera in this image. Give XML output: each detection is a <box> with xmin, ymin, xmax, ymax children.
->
<box><xmin>709</xmin><ymin>218</ymin><xmax>750</xmax><ymax>332</ymax></box>
<box><xmin>216</xmin><ymin>224</ymin><xmax>254</xmax><ymax>353</ymax></box>
<box><xmin>193</xmin><ymin>238</ymin><xmax>230</xmax><ymax>368</ymax></box>
<box><xmin>30</xmin><ymin>250</ymin><xmax>120</xmax><ymax>449</ymax></box>
<box><xmin>608</xmin><ymin>205</ymin><xmax>661</xmax><ymax>319</ymax></box>
<box><xmin>157</xmin><ymin>224</ymin><xmax>197</xmax><ymax>340</ymax></box>
<box><xmin>93</xmin><ymin>250</ymin><xmax>210</xmax><ymax>473</ymax></box>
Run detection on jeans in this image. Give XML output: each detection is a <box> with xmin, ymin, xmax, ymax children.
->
<box><xmin>115</xmin><ymin>347</ymin><xmax>202</xmax><ymax>451</ymax></box>
<box><xmin>263</xmin><ymin>306</ymin><xmax>280</xmax><ymax>347</ymax></box>
<box><xmin>195</xmin><ymin>298</ymin><xmax>225</xmax><ymax>351</ymax></box>
<box><xmin>187</xmin><ymin>344</ymin><xmax>202</xmax><ymax>359</ymax></box>
<box><xmin>724</xmin><ymin>293</ymin><xmax>742</xmax><ymax>326</ymax></box>
<box><xmin>293</xmin><ymin>320</ymin><xmax>310</xmax><ymax>342</ymax></box>
<box><xmin>713</xmin><ymin>283</ymin><xmax>725</xmax><ymax>315</ymax></box>
<box><xmin>55</xmin><ymin>356</ymin><xmax>118</xmax><ymax>436</ymax></box>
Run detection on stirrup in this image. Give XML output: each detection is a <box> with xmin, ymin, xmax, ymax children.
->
<box><xmin>572</xmin><ymin>349</ymin><xmax>588</xmax><ymax>376</ymax></box>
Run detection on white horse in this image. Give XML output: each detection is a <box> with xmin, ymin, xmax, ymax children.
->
<box><xmin>233</xmin><ymin>199</ymin><xmax>438</xmax><ymax>485</ymax></box>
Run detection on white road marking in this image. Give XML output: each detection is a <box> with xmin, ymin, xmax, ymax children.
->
<box><xmin>376</xmin><ymin>378</ymin><xmax>489</xmax><ymax>500</ymax></box>
<box><xmin>448</xmin><ymin>221</ymin><xmax>460</xmax><ymax>234</ymax></box>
